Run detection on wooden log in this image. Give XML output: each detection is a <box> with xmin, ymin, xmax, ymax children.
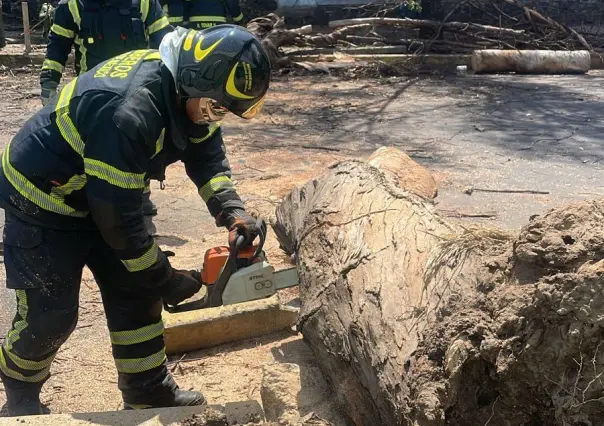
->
<box><xmin>471</xmin><ymin>49</ymin><xmax>591</xmax><ymax>74</ymax></box>
<box><xmin>273</xmin><ymin>147</ymin><xmax>604</xmax><ymax>425</ymax></box>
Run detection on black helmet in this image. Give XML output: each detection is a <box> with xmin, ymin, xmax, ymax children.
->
<box><xmin>176</xmin><ymin>25</ymin><xmax>271</xmax><ymax>119</ymax></box>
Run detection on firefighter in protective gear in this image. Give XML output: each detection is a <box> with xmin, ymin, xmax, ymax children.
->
<box><xmin>40</xmin><ymin>0</ymin><xmax>173</xmax><ymax>106</ymax></box>
<box><xmin>0</xmin><ymin>24</ymin><xmax>270</xmax><ymax>416</ymax></box>
<box><xmin>185</xmin><ymin>0</ymin><xmax>243</xmax><ymax>30</ymax></box>
<box><xmin>161</xmin><ymin>0</ymin><xmax>185</xmax><ymax>27</ymax></box>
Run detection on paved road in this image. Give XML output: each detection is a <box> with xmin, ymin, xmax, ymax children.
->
<box><xmin>335</xmin><ymin>73</ymin><xmax>604</xmax><ymax>230</ymax></box>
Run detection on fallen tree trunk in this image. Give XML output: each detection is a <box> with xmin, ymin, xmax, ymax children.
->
<box><xmin>273</xmin><ymin>147</ymin><xmax>604</xmax><ymax>425</ymax></box>
<box><xmin>471</xmin><ymin>49</ymin><xmax>592</xmax><ymax>74</ymax></box>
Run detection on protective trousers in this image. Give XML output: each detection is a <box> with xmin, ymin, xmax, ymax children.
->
<box><xmin>0</xmin><ymin>212</ymin><xmax>176</xmax><ymax>407</ymax></box>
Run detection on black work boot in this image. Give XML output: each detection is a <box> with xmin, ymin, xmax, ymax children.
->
<box><xmin>1</xmin><ymin>373</ymin><xmax>44</xmax><ymax>416</ymax></box>
<box><xmin>142</xmin><ymin>192</ymin><xmax>158</xmax><ymax>216</ymax></box>
<box><xmin>122</xmin><ymin>371</ymin><xmax>205</xmax><ymax>410</ymax></box>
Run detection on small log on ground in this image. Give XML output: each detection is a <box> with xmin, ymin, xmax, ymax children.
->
<box><xmin>273</xmin><ymin>147</ymin><xmax>604</xmax><ymax>425</ymax></box>
<box><xmin>471</xmin><ymin>49</ymin><xmax>591</xmax><ymax>74</ymax></box>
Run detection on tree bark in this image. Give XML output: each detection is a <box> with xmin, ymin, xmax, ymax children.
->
<box><xmin>273</xmin><ymin>147</ymin><xmax>604</xmax><ymax>426</ymax></box>
<box><xmin>471</xmin><ymin>49</ymin><xmax>591</xmax><ymax>74</ymax></box>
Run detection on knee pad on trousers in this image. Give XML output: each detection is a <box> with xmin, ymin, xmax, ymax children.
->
<box><xmin>14</xmin><ymin>307</ymin><xmax>78</xmax><ymax>359</ymax></box>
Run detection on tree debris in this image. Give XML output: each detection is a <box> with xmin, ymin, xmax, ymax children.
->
<box><xmin>247</xmin><ymin>1</ymin><xmax>600</xmax><ymax>70</ymax></box>
<box><xmin>463</xmin><ymin>186</ymin><xmax>550</xmax><ymax>195</ymax></box>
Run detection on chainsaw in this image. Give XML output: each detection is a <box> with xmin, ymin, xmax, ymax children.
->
<box><xmin>163</xmin><ymin>219</ymin><xmax>299</xmax><ymax>313</ymax></box>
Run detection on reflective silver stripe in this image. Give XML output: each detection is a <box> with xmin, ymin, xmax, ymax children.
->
<box><xmin>114</xmin><ymin>348</ymin><xmax>166</xmax><ymax>374</ymax></box>
<box><xmin>0</xmin><ymin>291</ymin><xmax>53</xmax><ymax>382</ymax></box>
<box><xmin>151</xmin><ymin>128</ymin><xmax>165</xmax><ymax>159</ymax></box>
<box><xmin>5</xmin><ymin>349</ymin><xmax>55</xmax><ymax>371</ymax></box>
<box><xmin>74</xmin><ymin>37</ymin><xmax>88</xmax><ymax>73</ymax></box>
<box><xmin>148</xmin><ymin>16</ymin><xmax>169</xmax><ymax>34</ymax></box>
<box><xmin>84</xmin><ymin>158</ymin><xmax>146</xmax><ymax>190</ymax></box>
<box><xmin>42</xmin><ymin>59</ymin><xmax>65</xmax><ymax>73</ymax></box>
<box><xmin>50</xmin><ymin>174</ymin><xmax>87</xmax><ymax>200</ymax></box>
<box><xmin>0</xmin><ymin>350</ymin><xmax>51</xmax><ymax>382</ymax></box>
<box><xmin>2</xmin><ymin>145</ymin><xmax>88</xmax><ymax>217</ymax></box>
<box><xmin>141</xmin><ymin>0</ymin><xmax>150</xmax><ymax>22</ymax></box>
<box><xmin>110</xmin><ymin>320</ymin><xmax>164</xmax><ymax>345</ymax></box>
<box><xmin>198</xmin><ymin>176</ymin><xmax>234</xmax><ymax>202</ymax></box>
<box><xmin>55</xmin><ymin>79</ymin><xmax>85</xmax><ymax>156</ymax></box>
<box><xmin>121</xmin><ymin>242</ymin><xmax>160</xmax><ymax>272</ymax></box>
<box><xmin>189</xmin><ymin>16</ymin><xmax>226</xmax><ymax>22</ymax></box>
<box><xmin>50</xmin><ymin>23</ymin><xmax>74</xmax><ymax>38</ymax></box>
<box><xmin>189</xmin><ymin>123</ymin><xmax>220</xmax><ymax>144</ymax></box>
<box><xmin>68</xmin><ymin>0</ymin><xmax>81</xmax><ymax>26</ymax></box>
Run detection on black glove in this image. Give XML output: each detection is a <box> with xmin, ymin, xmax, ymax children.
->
<box><xmin>162</xmin><ymin>269</ymin><xmax>203</xmax><ymax>307</ymax></box>
<box><xmin>216</xmin><ymin>208</ymin><xmax>261</xmax><ymax>249</ymax></box>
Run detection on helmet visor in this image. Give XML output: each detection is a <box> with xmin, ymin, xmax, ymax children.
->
<box><xmin>240</xmin><ymin>94</ymin><xmax>266</xmax><ymax>119</ymax></box>
<box><xmin>187</xmin><ymin>98</ymin><xmax>229</xmax><ymax>124</ymax></box>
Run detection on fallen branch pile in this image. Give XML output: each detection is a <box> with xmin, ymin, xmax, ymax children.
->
<box><xmin>246</xmin><ymin>0</ymin><xmax>601</xmax><ymax>69</ymax></box>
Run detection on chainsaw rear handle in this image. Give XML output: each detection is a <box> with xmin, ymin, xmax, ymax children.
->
<box><xmin>163</xmin><ymin>218</ymin><xmax>268</xmax><ymax>312</ymax></box>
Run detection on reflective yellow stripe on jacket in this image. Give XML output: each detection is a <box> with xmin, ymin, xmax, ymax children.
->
<box><xmin>1</xmin><ymin>144</ymin><xmax>88</xmax><ymax>217</ymax></box>
<box><xmin>198</xmin><ymin>176</ymin><xmax>234</xmax><ymax>202</ymax></box>
<box><xmin>50</xmin><ymin>23</ymin><xmax>74</xmax><ymax>38</ymax></box>
<box><xmin>148</xmin><ymin>16</ymin><xmax>170</xmax><ymax>34</ymax></box>
<box><xmin>55</xmin><ymin>78</ymin><xmax>85</xmax><ymax>156</ymax></box>
<box><xmin>189</xmin><ymin>123</ymin><xmax>220</xmax><ymax>144</ymax></box>
<box><xmin>84</xmin><ymin>158</ymin><xmax>146</xmax><ymax>190</ymax></box>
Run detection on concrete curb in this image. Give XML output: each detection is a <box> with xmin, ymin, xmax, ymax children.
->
<box><xmin>0</xmin><ymin>52</ymin><xmax>73</xmax><ymax>68</ymax></box>
<box><xmin>0</xmin><ymin>401</ymin><xmax>265</xmax><ymax>425</ymax></box>
<box><xmin>163</xmin><ymin>295</ymin><xmax>299</xmax><ymax>355</ymax></box>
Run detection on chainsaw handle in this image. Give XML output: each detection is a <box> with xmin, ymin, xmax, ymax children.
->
<box><xmin>253</xmin><ymin>219</ymin><xmax>267</xmax><ymax>258</ymax></box>
<box><xmin>231</xmin><ymin>218</ymin><xmax>266</xmax><ymax>258</ymax></box>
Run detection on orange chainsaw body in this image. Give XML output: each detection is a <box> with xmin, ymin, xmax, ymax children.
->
<box><xmin>201</xmin><ymin>245</ymin><xmax>262</xmax><ymax>285</ymax></box>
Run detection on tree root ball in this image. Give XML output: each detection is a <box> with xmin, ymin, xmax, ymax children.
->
<box><xmin>273</xmin><ymin>147</ymin><xmax>604</xmax><ymax>426</ymax></box>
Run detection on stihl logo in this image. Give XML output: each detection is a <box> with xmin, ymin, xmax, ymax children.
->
<box><xmin>249</xmin><ymin>275</ymin><xmax>265</xmax><ymax>281</ymax></box>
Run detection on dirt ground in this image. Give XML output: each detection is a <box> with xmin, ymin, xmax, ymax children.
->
<box><xmin>0</xmin><ymin>66</ymin><xmax>603</xmax><ymax>421</ymax></box>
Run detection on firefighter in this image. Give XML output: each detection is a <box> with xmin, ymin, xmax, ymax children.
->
<box><xmin>0</xmin><ymin>25</ymin><xmax>270</xmax><ymax>416</ymax></box>
<box><xmin>38</xmin><ymin>2</ymin><xmax>56</xmax><ymax>41</ymax></box>
<box><xmin>185</xmin><ymin>0</ymin><xmax>243</xmax><ymax>31</ymax></box>
<box><xmin>40</xmin><ymin>0</ymin><xmax>173</xmax><ymax>215</ymax></box>
<box><xmin>161</xmin><ymin>0</ymin><xmax>185</xmax><ymax>27</ymax></box>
